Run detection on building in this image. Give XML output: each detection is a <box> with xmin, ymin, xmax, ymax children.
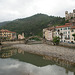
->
<box><xmin>43</xmin><ymin>27</ymin><xmax>55</xmax><ymax>41</ymax></box>
<box><xmin>0</xmin><ymin>29</ymin><xmax>17</xmax><ymax>40</ymax></box>
<box><xmin>18</xmin><ymin>33</ymin><xmax>25</xmax><ymax>40</ymax></box>
<box><xmin>43</xmin><ymin>9</ymin><xmax>75</xmax><ymax>43</ymax></box>
<box><xmin>55</xmin><ymin>23</ymin><xmax>72</xmax><ymax>42</ymax></box>
<box><xmin>43</xmin><ymin>23</ymin><xmax>75</xmax><ymax>43</ymax></box>
<box><xmin>65</xmin><ymin>9</ymin><xmax>75</xmax><ymax>21</ymax></box>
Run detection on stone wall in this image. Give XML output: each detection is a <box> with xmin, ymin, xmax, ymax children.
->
<box><xmin>44</xmin><ymin>40</ymin><xmax>75</xmax><ymax>48</ymax></box>
<box><xmin>2</xmin><ymin>40</ymin><xmax>25</xmax><ymax>45</ymax></box>
<box><xmin>59</xmin><ymin>42</ymin><xmax>75</xmax><ymax>48</ymax></box>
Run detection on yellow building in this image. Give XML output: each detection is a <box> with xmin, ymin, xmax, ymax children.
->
<box><xmin>70</xmin><ymin>26</ymin><xmax>75</xmax><ymax>43</ymax></box>
<box><xmin>0</xmin><ymin>29</ymin><xmax>17</xmax><ymax>40</ymax></box>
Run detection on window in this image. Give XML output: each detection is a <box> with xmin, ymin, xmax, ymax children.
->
<box><xmin>64</xmin><ymin>32</ymin><xmax>67</xmax><ymax>34</ymax></box>
<box><xmin>66</xmin><ymin>32</ymin><xmax>67</xmax><ymax>34</ymax></box>
<box><xmin>68</xmin><ymin>27</ymin><xmax>70</xmax><ymax>30</ymax></box>
<box><xmin>68</xmin><ymin>35</ymin><xmax>70</xmax><ymax>39</ymax></box>
<box><xmin>63</xmin><ymin>32</ymin><xmax>65</xmax><ymax>34</ymax></box>
<box><xmin>68</xmin><ymin>31</ymin><xmax>70</xmax><ymax>34</ymax></box>
<box><xmin>71</xmin><ymin>29</ymin><xmax>74</xmax><ymax>32</ymax></box>
<box><xmin>65</xmin><ymin>35</ymin><xmax>67</xmax><ymax>38</ymax></box>
<box><xmin>64</xmin><ymin>27</ymin><xmax>67</xmax><ymax>30</ymax></box>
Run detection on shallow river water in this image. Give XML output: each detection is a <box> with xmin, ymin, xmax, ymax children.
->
<box><xmin>0</xmin><ymin>46</ymin><xmax>75</xmax><ymax>75</ymax></box>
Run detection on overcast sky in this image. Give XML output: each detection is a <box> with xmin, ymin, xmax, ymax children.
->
<box><xmin>0</xmin><ymin>0</ymin><xmax>75</xmax><ymax>22</ymax></box>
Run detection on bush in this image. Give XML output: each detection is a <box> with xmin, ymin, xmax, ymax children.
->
<box><xmin>53</xmin><ymin>36</ymin><xmax>60</xmax><ymax>45</ymax></box>
<box><xmin>72</xmin><ymin>33</ymin><xmax>75</xmax><ymax>40</ymax></box>
<box><xmin>29</xmin><ymin>37</ymin><xmax>41</xmax><ymax>41</ymax></box>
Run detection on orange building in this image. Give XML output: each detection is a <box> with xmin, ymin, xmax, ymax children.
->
<box><xmin>0</xmin><ymin>29</ymin><xmax>17</xmax><ymax>40</ymax></box>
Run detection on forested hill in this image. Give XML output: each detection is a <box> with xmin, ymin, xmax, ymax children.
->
<box><xmin>0</xmin><ymin>14</ymin><xmax>66</xmax><ymax>37</ymax></box>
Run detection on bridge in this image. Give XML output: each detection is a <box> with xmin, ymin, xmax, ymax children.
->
<box><xmin>25</xmin><ymin>36</ymin><xmax>43</xmax><ymax>44</ymax></box>
<box><xmin>1</xmin><ymin>36</ymin><xmax>43</xmax><ymax>44</ymax></box>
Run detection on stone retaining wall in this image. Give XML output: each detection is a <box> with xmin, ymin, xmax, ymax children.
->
<box><xmin>59</xmin><ymin>42</ymin><xmax>75</xmax><ymax>48</ymax></box>
<box><xmin>2</xmin><ymin>40</ymin><xmax>25</xmax><ymax>45</ymax></box>
<box><xmin>44</xmin><ymin>40</ymin><xmax>75</xmax><ymax>48</ymax></box>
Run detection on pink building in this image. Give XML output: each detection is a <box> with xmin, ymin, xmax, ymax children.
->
<box><xmin>18</xmin><ymin>33</ymin><xmax>25</xmax><ymax>39</ymax></box>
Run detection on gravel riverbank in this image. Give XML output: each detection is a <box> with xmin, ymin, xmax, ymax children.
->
<box><xmin>12</xmin><ymin>44</ymin><xmax>75</xmax><ymax>64</ymax></box>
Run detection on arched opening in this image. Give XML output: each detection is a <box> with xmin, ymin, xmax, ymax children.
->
<box><xmin>25</xmin><ymin>36</ymin><xmax>43</xmax><ymax>44</ymax></box>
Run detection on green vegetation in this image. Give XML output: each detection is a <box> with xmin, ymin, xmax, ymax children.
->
<box><xmin>72</xmin><ymin>33</ymin><xmax>75</xmax><ymax>40</ymax></box>
<box><xmin>53</xmin><ymin>36</ymin><xmax>60</xmax><ymax>45</ymax></box>
<box><xmin>0</xmin><ymin>14</ymin><xmax>66</xmax><ymax>37</ymax></box>
<box><xmin>29</xmin><ymin>37</ymin><xmax>41</xmax><ymax>41</ymax></box>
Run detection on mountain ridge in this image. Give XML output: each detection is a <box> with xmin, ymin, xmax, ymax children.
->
<box><xmin>0</xmin><ymin>14</ymin><xmax>66</xmax><ymax>37</ymax></box>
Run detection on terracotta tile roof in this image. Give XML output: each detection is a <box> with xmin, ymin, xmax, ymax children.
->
<box><xmin>0</xmin><ymin>29</ymin><xmax>16</xmax><ymax>33</ymax></box>
<box><xmin>71</xmin><ymin>26</ymin><xmax>75</xmax><ymax>29</ymax></box>
<box><xmin>56</xmin><ymin>23</ymin><xmax>72</xmax><ymax>28</ymax></box>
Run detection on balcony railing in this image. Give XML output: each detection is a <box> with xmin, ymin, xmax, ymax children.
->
<box><xmin>65</xmin><ymin>37</ymin><xmax>70</xmax><ymax>40</ymax></box>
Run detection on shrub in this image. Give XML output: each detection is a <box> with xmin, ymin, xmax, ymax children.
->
<box><xmin>72</xmin><ymin>33</ymin><xmax>75</xmax><ymax>40</ymax></box>
<box><xmin>53</xmin><ymin>36</ymin><xmax>60</xmax><ymax>45</ymax></box>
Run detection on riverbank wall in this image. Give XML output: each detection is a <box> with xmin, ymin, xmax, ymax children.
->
<box><xmin>12</xmin><ymin>44</ymin><xmax>75</xmax><ymax>66</ymax></box>
<box><xmin>44</xmin><ymin>40</ymin><xmax>75</xmax><ymax>48</ymax></box>
<box><xmin>2</xmin><ymin>40</ymin><xmax>25</xmax><ymax>45</ymax></box>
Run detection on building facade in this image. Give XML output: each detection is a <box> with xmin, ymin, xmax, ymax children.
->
<box><xmin>65</xmin><ymin>9</ymin><xmax>75</xmax><ymax>21</ymax></box>
<box><xmin>0</xmin><ymin>29</ymin><xmax>17</xmax><ymax>40</ymax></box>
<box><xmin>43</xmin><ymin>27</ymin><xmax>55</xmax><ymax>41</ymax></box>
<box><xmin>43</xmin><ymin>23</ymin><xmax>75</xmax><ymax>43</ymax></box>
<box><xmin>18</xmin><ymin>33</ymin><xmax>25</xmax><ymax>40</ymax></box>
<box><xmin>55</xmin><ymin>23</ymin><xmax>72</xmax><ymax>42</ymax></box>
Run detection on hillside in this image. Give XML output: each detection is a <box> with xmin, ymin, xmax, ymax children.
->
<box><xmin>0</xmin><ymin>14</ymin><xmax>66</xmax><ymax>37</ymax></box>
<box><xmin>0</xmin><ymin>21</ymin><xmax>10</xmax><ymax>26</ymax></box>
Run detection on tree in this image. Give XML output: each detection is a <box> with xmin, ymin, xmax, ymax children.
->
<box><xmin>57</xmin><ymin>29</ymin><xmax>60</xmax><ymax>34</ymax></box>
<box><xmin>53</xmin><ymin>36</ymin><xmax>60</xmax><ymax>45</ymax></box>
<box><xmin>60</xmin><ymin>33</ymin><xmax>63</xmax><ymax>41</ymax></box>
<box><xmin>0</xmin><ymin>37</ymin><xmax>2</xmax><ymax>45</ymax></box>
<box><xmin>72</xmin><ymin>33</ymin><xmax>75</xmax><ymax>40</ymax></box>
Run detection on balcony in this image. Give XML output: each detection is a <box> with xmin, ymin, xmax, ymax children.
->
<box><xmin>65</xmin><ymin>37</ymin><xmax>70</xmax><ymax>40</ymax></box>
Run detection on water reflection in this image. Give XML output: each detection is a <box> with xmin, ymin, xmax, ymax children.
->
<box><xmin>0</xmin><ymin>48</ymin><xmax>24</xmax><ymax>58</ymax></box>
<box><xmin>0</xmin><ymin>58</ymin><xmax>74</xmax><ymax>75</ymax></box>
<box><xmin>0</xmin><ymin>46</ymin><xmax>75</xmax><ymax>75</ymax></box>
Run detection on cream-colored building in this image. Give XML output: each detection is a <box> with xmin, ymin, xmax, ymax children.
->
<box><xmin>43</xmin><ymin>23</ymin><xmax>75</xmax><ymax>43</ymax></box>
<box><xmin>55</xmin><ymin>23</ymin><xmax>72</xmax><ymax>42</ymax></box>
<box><xmin>43</xmin><ymin>27</ymin><xmax>55</xmax><ymax>41</ymax></box>
<box><xmin>70</xmin><ymin>26</ymin><xmax>75</xmax><ymax>43</ymax></box>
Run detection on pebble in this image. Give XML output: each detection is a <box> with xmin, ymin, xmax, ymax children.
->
<box><xmin>12</xmin><ymin>44</ymin><xmax>75</xmax><ymax>63</ymax></box>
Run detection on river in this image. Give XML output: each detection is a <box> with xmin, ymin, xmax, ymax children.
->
<box><xmin>0</xmin><ymin>45</ymin><xmax>75</xmax><ymax>75</ymax></box>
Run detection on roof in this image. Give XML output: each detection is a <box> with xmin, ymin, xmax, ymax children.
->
<box><xmin>71</xmin><ymin>26</ymin><xmax>75</xmax><ymax>29</ymax></box>
<box><xmin>0</xmin><ymin>29</ymin><xmax>16</xmax><ymax>33</ymax></box>
<box><xmin>56</xmin><ymin>23</ymin><xmax>72</xmax><ymax>28</ymax></box>
<box><xmin>47</xmin><ymin>27</ymin><xmax>55</xmax><ymax>30</ymax></box>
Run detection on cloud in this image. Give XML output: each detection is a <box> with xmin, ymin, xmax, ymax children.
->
<box><xmin>0</xmin><ymin>58</ymin><xmax>73</xmax><ymax>75</ymax></box>
<box><xmin>0</xmin><ymin>0</ymin><xmax>75</xmax><ymax>22</ymax></box>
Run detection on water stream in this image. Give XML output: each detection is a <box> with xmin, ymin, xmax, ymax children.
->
<box><xmin>0</xmin><ymin>46</ymin><xmax>75</xmax><ymax>75</ymax></box>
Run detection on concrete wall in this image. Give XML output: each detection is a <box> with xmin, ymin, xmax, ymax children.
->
<box><xmin>2</xmin><ymin>40</ymin><xmax>25</xmax><ymax>45</ymax></box>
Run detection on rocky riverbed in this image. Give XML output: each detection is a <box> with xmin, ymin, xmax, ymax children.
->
<box><xmin>12</xmin><ymin>44</ymin><xmax>75</xmax><ymax>65</ymax></box>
